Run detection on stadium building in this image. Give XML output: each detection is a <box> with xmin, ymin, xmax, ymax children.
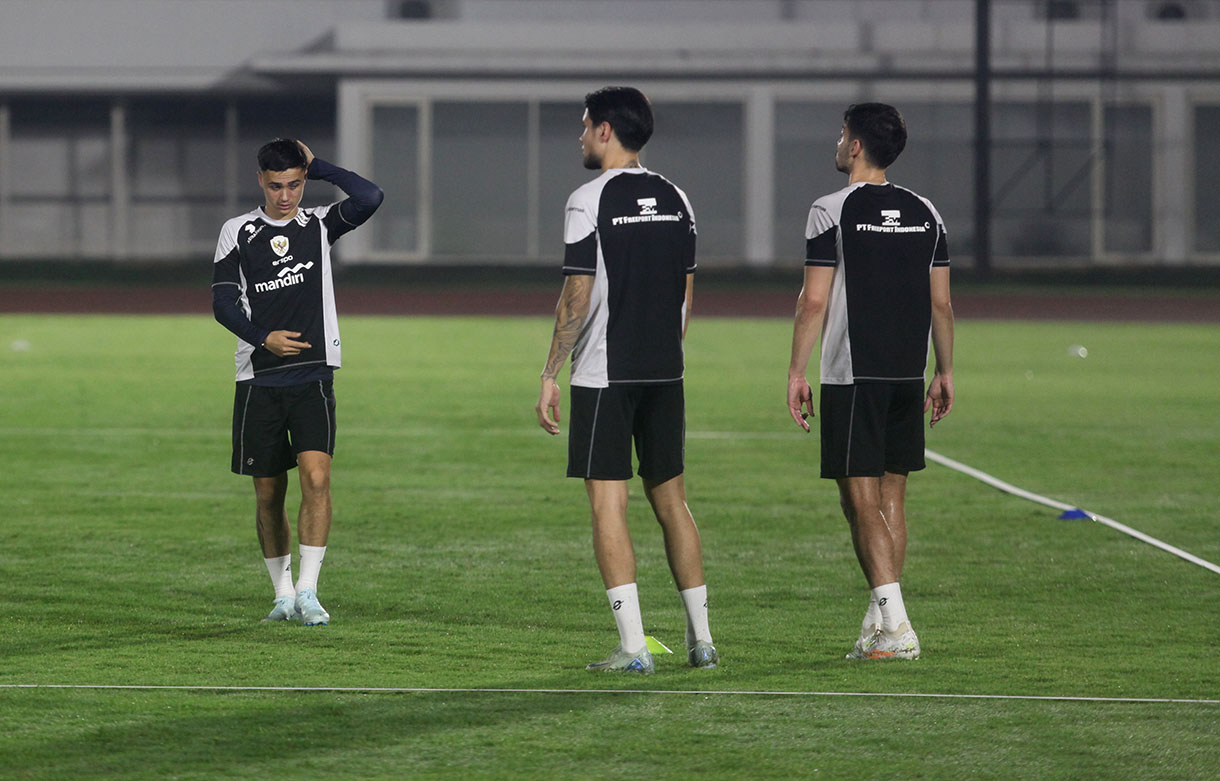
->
<box><xmin>0</xmin><ymin>0</ymin><xmax>1217</xmax><ymax>270</ymax></box>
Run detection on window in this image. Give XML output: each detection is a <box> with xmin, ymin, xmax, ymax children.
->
<box><xmin>1194</xmin><ymin>105</ymin><xmax>1220</xmax><ymax>253</ymax></box>
<box><xmin>1104</xmin><ymin>104</ymin><xmax>1153</xmax><ymax>253</ymax></box>
<box><xmin>371</xmin><ymin>104</ymin><xmax>422</xmax><ymax>255</ymax></box>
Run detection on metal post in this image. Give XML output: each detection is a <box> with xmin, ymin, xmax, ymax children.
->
<box><xmin>0</xmin><ymin>103</ymin><xmax>9</xmax><ymax>257</ymax></box>
<box><xmin>974</xmin><ymin>0</ymin><xmax>992</xmax><ymax>277</ymax></box>
<box><xmin>110</xmin><ymin>100</ymin><xmax>129</xmax><ymax>260</ymax></box>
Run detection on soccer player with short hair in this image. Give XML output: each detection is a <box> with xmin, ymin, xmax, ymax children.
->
<box><xmin>787</xmin><ymin>103</ymin><xmax>955</xmax><ymax>660</ymax></box>
<box><xmin>212</xmin><ymin>138</ymin><xmax>383</xmax><ymax>625</ymax></box>
<box><xmin>536</xmin><ymin>86</ymin><xmax>717</xmax><ymax>674</ymax></box>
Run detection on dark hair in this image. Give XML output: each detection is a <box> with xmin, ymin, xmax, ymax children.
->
<box><xmin>257</xmin><ymin>138</ymin><xmax>308</xmax><ymax>172</ymax></box>
<box><xmin>843</xmin><ymin>103</ymin><xmax>907</xmax><ymax>169</ymax></box>
<box><xmin>585</xmin><ymin>86</ymin><xmax>654</xmax><ymax>152</ymax></box>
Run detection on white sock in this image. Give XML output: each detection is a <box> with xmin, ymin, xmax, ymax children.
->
<box><xmin>872</xmin><ymin>582</ymin><xmax>910</xmax><ymax>633</ymax></box>
<box><xmin>680</xmin><ymin>584</ymin><xmax>712</xmax><ymax>646</ymax></box>
<box><xmin>862</xmin><ymin>593</ymin><xmax>882</xmax><ymax>636</ymax></box>
<box><xmin>296</xmin><ymin>544</ymin><xmax>326</xmax><ymax>593</ymax></box>
<box><xmin>605</xmin><ymin>583</ymin><xmax>646</xmax><ymax>654</ymax></box>
<box><xmin>264</xmin><ymin>554</ymin><xmax>294</xmax><ymax>599</ymax></box>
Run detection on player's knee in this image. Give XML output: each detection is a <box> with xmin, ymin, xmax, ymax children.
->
<box><xmin>299</xmin><ymin>467</ymin><xmax>330</xmax><ymax>497</ymax></box>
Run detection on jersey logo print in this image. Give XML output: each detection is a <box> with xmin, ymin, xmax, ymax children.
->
<box><xmin>270</xmin><ymin>236</ymin><xmax>290</xmax><ymax>257</ymax></box>
<box><xmin>243</xmin><ymin>223</ymin><xmax>265</xmax><ymax>243</ymax></box>
<box><xmin>611</xmin><ymin>197</ymin><xmax>684</xmax><ymax>226</ymax></box>
<box><xmin>254</xmin><ymin>262</ymin><xmax>311</xmax><ymax>293</ymax></box>
<box><xmin>855</xmin><ymin>208</ymin><xmax>931</xmax><ymax>234</ymax></box>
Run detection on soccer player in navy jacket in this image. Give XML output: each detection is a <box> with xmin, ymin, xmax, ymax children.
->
<box><xmin>213</xmin><ymin>139</ymin><xmax>382</xmax><ymax>626</ymax></box>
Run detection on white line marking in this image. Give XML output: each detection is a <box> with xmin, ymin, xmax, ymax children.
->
<box><xmin>1</xmin><ymin>684</ymin><xmax>1215</xmax><ymax>704</ymax></box>
<box><xmin>925</xmin><ymin>449</ymin><xmax>1220</xmax><ymax>576</ymax></box>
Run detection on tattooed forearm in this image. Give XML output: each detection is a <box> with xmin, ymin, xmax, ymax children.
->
<box><xmin>541</xmin><ymin>275</ymin><xmax>593</xmax><ymax>381</ymax></box>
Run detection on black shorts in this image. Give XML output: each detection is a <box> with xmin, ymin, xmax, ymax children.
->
<box><xmin>819</xmin><ymin>381</ymin><xmax>925</xmax><ymax>479</ymax></box>
<box><xmin>231</xmin><ymin>379</ymin><xmax>336</xmax><ymax>477</ymax></box>
<box><xmin>567</xmin><ymin>382</ymin><xmax>685</xmax><ymax>482</ymax></box>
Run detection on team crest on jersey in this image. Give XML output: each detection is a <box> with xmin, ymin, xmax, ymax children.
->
<box><xmin>270</xmin><ymin>235</ymin><xmax>290</xmax><ymax>257</ymax></box>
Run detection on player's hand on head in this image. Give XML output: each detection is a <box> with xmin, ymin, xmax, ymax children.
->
<box><xmin>264</xmin><ymin>330</ymin><xmax>312</xmax><ymax>357</ymax></box>
<box><xmin>296</xmin><ymin>140</ymin><xmax>315</xmax><ymax>168</ymax></box>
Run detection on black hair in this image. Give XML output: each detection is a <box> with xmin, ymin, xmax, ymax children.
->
<box><xmin>843</xmin><ymin>103</ymin><xmax>907</xmax><ymax>169</ymax></box>
<box><xmin>257</xmin><ymin>138</ymin><xmax>308</xmax><ymax>172</ymax></box>
<box><xmin>585</xmin><ymin>86</ymin><xmax>654</xmax><ymax>152</ymax></box>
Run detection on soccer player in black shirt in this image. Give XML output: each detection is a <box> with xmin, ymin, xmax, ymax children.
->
<box><xmin>536</xmin><ymin>87</ymin><xmax>717</xmax><ymax>673</ymax></box>
<box><xmin>787</xmin><ymin>104</ymin><xmax>955</xmax><ymax>660</ymax></box>
<box><xmin>213</xmin><ymin>139</ymin><xmax>382</xmax><ymax>625</ymax></box>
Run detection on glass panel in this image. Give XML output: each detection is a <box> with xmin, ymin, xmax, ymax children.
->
<box><xmin>6</xmin><ymin>204</ymin><xmax>74</xmax><ymax>255</ymax></box>
<box><xmin>9</xmin><ymin>137</ymin><xmax>74</xmax><ymax>197</ymax></box>
<box><xmin>130</xmin><ymin>100</ymin><xmax>226</xmax><ymax>202</ymax></box>
<box><xmin>371</xmin><ymin>104</ymin><xmax>420</xmax><ymax>253</ymax></box>
<box><xmin>431</xmin><ymin>101</ymin><xmax>530</xmax><ymax>257</ymax></box>
<box><xmin>130</xmin><ymin>204</ymin><xmax>189</xmax><ymax>256</ymax></box>
<box><xmin>890</xmin><ymin>102</ymin><xmax>975</xmax><ymax>257</ymax></box>
<box><xmin>127</xmin><ymin>100</ymin><xmax>229</xmax><ymax>256</ymax></box>
<box><xmin>1194</xmin><ymin>105</ymin><xmax>1220</xmax><ymax>253</ymax></box>
<box><xmin>7</xmin><ymin>100</ymin><xmax>111</xmax><ymax>257</ymax></box>
<box><xmin>9</xmin><ymin>100</ymin><xmax>110</xmax><ymax>199</ymax></box>
<box><xmin>79</xmin><ymin>203</ymin><xmax>111</xmax><ymax>256</ymax></box>
<box><xmin>991</xmin><ymin>101</ymin><xmax>1092</xmax><ymax>257</ymax></box>
<box><xmin>1103</xmin><ymin>105</ymin><xmax>1153</xmax><ymax>253</ymax></box>
<box><xmin>642</xmin><ymin>101</ymin><xmax>744</xmax><ymax>261</ymax></box>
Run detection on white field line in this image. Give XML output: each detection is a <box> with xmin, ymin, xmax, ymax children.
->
<box><xmin>1</xmin><ymin>684</ymin><xmax>1215</xmax><ymax>705</ymax></box>
<box><xmin>925</xmin><ymin>449</ymin><xmax>1220</xmax><ymax>576</ymax></box>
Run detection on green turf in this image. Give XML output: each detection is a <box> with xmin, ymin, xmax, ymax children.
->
<box><xmin>1</xmin><ymin>314</ymin><xmax>1217</xmax><ymax>779</ymax></box>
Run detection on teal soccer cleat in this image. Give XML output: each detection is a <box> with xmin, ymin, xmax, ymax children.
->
<box><xmin>295</xmin><ymin>588</ymin><xmax>330</xmax><ymax>626</ymax></box>
<box><xmin>261</xmin><ymin>595</ymin><xmax>299</xmax><ymax>622</ymax></box>
<box><xmin>687</xmin><ymin>640</ymin><xmax>719</xmax><ymax>669</ymax></box>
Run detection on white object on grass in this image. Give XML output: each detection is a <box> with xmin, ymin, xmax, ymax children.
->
<box><xmin>925</xmin><ymin>449</ymin><xmax>1220</xmax><ymax>576</ymax></box>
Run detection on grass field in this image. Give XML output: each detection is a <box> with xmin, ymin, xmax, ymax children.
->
<box><xmin>1</xmin><ymin>313</ymin><xmax>1217</xmax><ymax>779</ymax></box>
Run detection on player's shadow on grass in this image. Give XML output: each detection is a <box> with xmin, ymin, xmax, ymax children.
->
<box><xmin>14</xmin><ymin>687</ymin><xmax>638</xmax><ymax>776</ymax></box>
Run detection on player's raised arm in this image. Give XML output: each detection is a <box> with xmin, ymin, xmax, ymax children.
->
<box><xmin>301</xmin><ymin>141</ymin><xmax>384</xmax><ymax>230</ymax></box>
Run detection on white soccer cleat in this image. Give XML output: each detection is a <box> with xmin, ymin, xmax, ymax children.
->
<box><xmin>860</xmin><ymin>622</ymin><xmax>920</xmax><ymax>660</ymax></box>
<box><xmin>295</xmin><ymin>588</ymin><xmax>330</xmax><ymax>626</ymax></box>
<box><xmin>846</xmin><ymin>624</ymin><xmax>881</xmax><ymax>660</ymax></box>
<box><xmin>586</xmin><ymin>645</ymin><xmax>655</xmax><ymax>674</ymax></box>
<box><xmin>261</xmin><ymin>595</ymin><xmax>299</xmax><ymax>622</ymax></box>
